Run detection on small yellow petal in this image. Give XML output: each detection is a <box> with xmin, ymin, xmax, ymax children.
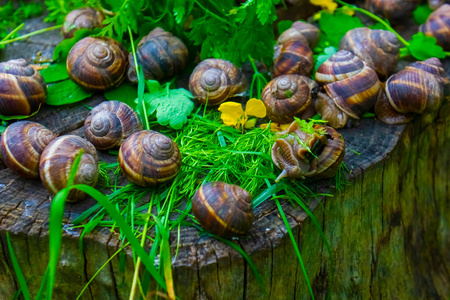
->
<box><xmin>244</xmin><ymin>118</ymin><xmax>258</xmax><ymax>129</ymax></box>
<box><xmin>259</xmin><ymin>122</ymin><xmax>291</xmax><ymax>132</ymax></box>
<box><xmin>341</xmin><ymin>6</ymin><xmax>355</xmax><ymax>15</ymax></box>
<box><xmin>244</xmin><ymin>98</ymin><xmax>267</xmax><ymax>118</ymax></box>
<box><xmin>218</xmin><ymin>102</ymin><xmax>245</xmax><ymax>126</ymax></box>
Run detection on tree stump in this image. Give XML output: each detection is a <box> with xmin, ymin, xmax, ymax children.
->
<box><xmin>0</xmin><ymin>16</ymin><xmax>448</xmax><ymax>300</ymax></box>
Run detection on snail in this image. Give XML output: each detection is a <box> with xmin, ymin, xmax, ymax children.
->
<box><xmin>419</xmin><ymin>4</ymin><xmax>450</xmax><ymax>51</ymax></box>
<box><xmin>261</xmin><ymin>74</ymin><xmax>319</xmax><ymax>124</ymax></box>
<box><xmin>84</xmin><ymin>101</ymin><xmax>143</xmax><ymax>150</ymax></box>
<box><xmin>39</xmin><ymin>135</ymin><xmax>99</xmax><ymax>202</ymax></box>
<box><xmin>315</xmin><ymin>50</ymin><xmax>381</xmax><ymax>128</ymax></box>
<box><xmin>271</xmin><ymin>121</ymin><xmax>345</xmax><ymax>181</ymax></box>
<box><xmin>339</xmin><ymin>27</ymin><xmax>400</xmax><ymax>79</ymax></box>
<box><xmin>0</xmin><ymin>121</ymin><xmax>56</xmax><ymax>179</ymax></box>
<box><xmin>374</xmin><ymin>57</ymin><xmax>450</xmax><ymax>124</ymax></box>
<box><xmin>118</xmin><ymin>130</ymin><xmax>181</xmax><ymax>187</ymax></box>
<box><xmin>428</xmin><ymin>0</ymin><xmax>449</xmax><ymax>10</ymax></box>
<box><xmin>0</xmin><ymin>59</ymin><xmax>47</xmax><ymax>116</ymax></box>
<box><xmin>192</xmin><ymin>181</ymin><xmax>254</xmax><ymax>237</ymax></box>
<box><xmin>273</xmin><ymin>21</ymin><xmax>319</xmax><ymax>77</ymax></box>
<box><xmin>189</xmin><ymin>59</ymin><xmax>247</xmax><ymax>106</ymax></box>
<box><xmin>62</xmin><ymin>7</ymin><xmax>105</xmax><ymax>39</ymax></box>
<box><xmin>67</xmin><ymin>37</ymin><xmax>128</xmax><ymax>91</ymax></box>
<box><xmin>365</xmin><ymin>0</ymin><xmax>420</xmax><ymax>23</ymax></box>
<box><xmin>127</xmin><ymin>27</ymin><xmax>188</xmax><ymax>83</ymax></box>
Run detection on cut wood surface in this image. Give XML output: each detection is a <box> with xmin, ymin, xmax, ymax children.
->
<box><xmin>0</xmin><ymin>16</ymin><xmax>448</xmax><ymax>300</ymax></box>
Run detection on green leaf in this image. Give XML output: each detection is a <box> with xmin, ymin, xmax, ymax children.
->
<box><xmin>173</xmin><ymin>0</ymin><xmax>186</xmax><ymax>24</ymax></box>
<box><xmin>105</xmin><ymin>82</ymin><xmax>138</xmax><ymax>107</ymax></box>
<box><xmin>256</xmin><ymin>0</ymin><xmax>275</xmax><ymax>25</ymax></box>
<box><xmin>314</xmin><ymin>46</ymin><xmax>337</xmax><ymax>73</ymax></box>
<box><xmin>46</xmin><ymin>80</ymin><xmax>93</xmax><ymax>105</ymax></box>
<box><xmin>319</xmin><ymin>12</ymin><xmax>364</xmax><ymax>47</ymax></box>
<box><xmin>413</xmin><ymin>4</ymin><xmax>433</xmax><ymax>25</ymax></box>
<box><xmin>6</xmin><ymin>233</ymin><xmax>31</xmax><ymax>300</ymax></box>
<box><xmin>39</xmin><ymin>62</ymin><xmax>69</xmax><ymax>83</ymax></box>
<box><xmin>407</xmin><ymin>32</ymin><xmax>445</xmax><ymax>60</ymax></box>
<box><xmin>278</xmin><ymin>20</ymin><xmax>294</xmax><ymax>35</ymax></box>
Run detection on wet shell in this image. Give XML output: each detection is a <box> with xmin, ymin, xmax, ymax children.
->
<box><xmin>62</xmin><ymin>7</ymin><xmax>105</xmax><ymax>38</ymax></box>
<box><xmin>192</xmin><ymin>182</ymin><xmax>254</xmax><ymax>237</ymax></box>
<box><xmin>39</xmin><ymin>135</ymin><xmax>99</xmax><ymax>202</ymax></box>
<box><xmin>273</xmin><ymin>40</ymin><xmax>314</xmax><ymax>77</ymax></box>
<box><xmin>189</xmin><ymin>59</ymin><xmax>247</xmax><ymax>106</ymax></box>
<box><xmin>84</xmin><ymin>101</ymin><xmax>143</xmax><ymax>150</ymax></box>
<box><xmin>118</xmin><ymin>130</ymin><xmax>181</xmax><ymax>186</ymax></box>
<box><xmin>365</xmin><ymin>0</ymin><xmax>420</xmax><ymax>23</ymax></box>
<box><xmin>0</xmin><ymin>121</ymin><xmax>56</xmax><ymax>179</ymax></box>
<box><xmin>277</xmin><ymin>21</ymin><xmax>320</xmax><ymax>48</ymax></box>
<box><xmin>67</xmin><ymin>37</ymin><xmax>128</xmax><ymax>91</ymax></box>
<box><xmin>0</xmin><ymin>59</ymin><xmax>47</xmax><ymax>116</ymax></box>
<box><xmin>419</xmin><ymin>4</ymin><xmax>450</xmax><ymax>51</ymax></box>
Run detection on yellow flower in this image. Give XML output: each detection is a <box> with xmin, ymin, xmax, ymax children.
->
<box><xmin>310</xmin><ymin>0</ymin><xmax>338</xmax><ymax>13</ymax></box>
<box><xmin>340</xmin><ymin>6</ymin><xmax>355</xmax><ymax>15</ymax></box>
<box><xmin>260</xmin><ymin>122</ymin><xmax>291</xmax><ymax>132</ymax></box>
<box><xmin>218</xmin><ymin>98</ymin><xmax>267</xmax><ymax>129</ymax></box>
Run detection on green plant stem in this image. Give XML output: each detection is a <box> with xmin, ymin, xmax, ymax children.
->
<box><xmin>0</xmin><ymin>24</ymin><xmax>62</xmax><ymax>46</ymax></box>
<box><xmin>193</xmin><ymin>0</ymin><xmax>235</xmax><ymax>27</ymax></box>
<box><xmin>334</xmin><ymin>0</ymin><xmax>409</xmax><ymax>46</ymax></box>
<box><xmin>1</xmin><ymin>23</ymin><xmax>24</xmax><ymax>42</ymax></box>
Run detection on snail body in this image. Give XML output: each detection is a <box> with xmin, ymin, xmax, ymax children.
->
<box><xmin>118</xmin><ymin>130</ymin><xmax>181</xmax><ymax>186</ymax></box>
<box><xmin>67</xmin><ymin>37</ymin><xmax>128</xmax><ymax>91</ymax></box>
<box><xmin>419</xmin><ymin>4</ymin><xmax>450</xmax><ymax>51</ymax></box>
<box><xmin>339</xmin><ymin>27</ymin><xmax>400</xmax><ymax>79</ymax></box>
<box><xmin>189</xmin><ymin>59</ymin><xmax>247</xmax><ymax>106</ymax></box>
<box><xmin>0</xmin><ymin>121</ymin><xmax>56</xmax><ymax>179</ymax></box>
<box><xmin>127</xmin><ymin>27</ymin><xmax>188</xmax><ymax>83</ymax></box>
<box><xmin>84</xmin><ymin>101</ymin><xmax>143</xmax><ymax>150</ymax></box>
<box><xmin>192</xmin><ymin>182</ymin><xmax>254</xmax><ymax>237</ymax></box>
<box><xmin>0</xmin><ymin>59</ymin><xmax>47</xmax><ymax>116</ymax></box>
<box><xmin>271</xmin><ymin>121</ymin><xmax>345</xmax><ymax>181</ymax></box>
<box><xmin>261</xmin><ymin>74</ymin><xmax>318</xmax><ymax>124</ymax></box>
<box><xmin>39</xmin><ymin>135</ymin><xmax>99</xmax><ymax>202</ymax></box>
<box><xmin>315</xmin><ymin>50</ymin><xmax>381</xmax><ymax>128</ymax></box>
<box><xmin>62</xmin><ymin>7</ymin><xmax>105</xmax><ymax>38</ymax></box>
<box><xmin>375</xmin><ymin>58</ymin><xmax>450</xmax><ymax>124</ymax></box>
<box><xmin>365</xmin><ymin>0</ymin><xmax>420</xmax><ymax>23</ymax></box>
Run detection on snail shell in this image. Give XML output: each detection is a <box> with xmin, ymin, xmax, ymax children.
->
<box><xmin>127</xmin><ymin>27</ymin><xmax>189</xmax><ymax>83</ymax></box>
<box><xmin>118</xmin><ymin>130</ymin><xmax>181</xmax><ymax>187</ymax></box>
<box><xmin>419</xmin><ymin>4</ymin><xmax>450</xmax><ymax>51</ymax></box>
<box><xmin>39</xmin><ymin>135</ymin><xmax>99</xmax><ymax>202</ymax></box>
<box><xmin>189</xmin><ymin>59</ymin><xmax>247</xmax><ymax>106</ymax></box>
<box><xmin>84</xmin><ymin>101</ymin><xmax>143</xmax><ymax>150</ymax></box>
<box><xmin>428</xmin><ymin>0</ymin><xmax>449</xmax><ymax>10</ymax></box>
<box><xmin>0</xmin><ymin>121</ymin><xmax>56</xmax><ymax>179</ymax></box>
<box><xmin>315</xmin><ymin>50</ymin><xmax>381</xmax><ymax>128</ymax></box>
<box><xmin>272</xmin><ymin>121</ymin><xmax>345</xmax><ymax>181</ymax></box>
<box><xmin>62</xmin><ymin>7</ymin><xmax>105</xmax><ymax>38</ymax></box>
<box><xmin>273</xmin><ymin>41</ymin><xmax>314</xmax><ymax>77</ymax></box>
<box><xmin>365</xmin><ymin>0</ymin><xmax>420</xmax><ymax>23</ymax></box>
<box><xmin>277</xmin><ymin>21</ymin><xmax>320</xmax><ymax>48</ymax></box>
<box><xmin>192</xmin><ymin>181</ymin><xmax>254</xmax><ymax>237</ymax></box>
<box><xmin>67</xmin><ymin>37</ymin><xmax>128</xmax><ymax>91</ymax></box>
<box><xmin>262</xmin><ymin>75</ymin><xmax>319</xmax><ymax>124</ymax></box>
<box><xmin>339</xmin><ymin>27</ymin><xmax>400</xmax><ymax>79</ymax></box>
<box><xmin>0</xmin><ymin>59</ymin><xmax>47</xmax><ymax>116</ymax></box>
<box><xmin>375</xmin><ymin>57</ymin><xmax>450</xmax><ymax>124</ymax></box>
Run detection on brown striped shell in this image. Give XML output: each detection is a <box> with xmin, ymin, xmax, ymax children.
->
<box><xmin>0</xmin><ymin>121</ymin><xmax>56</xmax><ymax>179</ymax></box>
<box><xmin>189</xmin><ymin>59</ymin><xmax>247</xmax><ymax>106</ymax></box>
<box><xmin>62</xmin><ymin>7</ymin><xmax>105</xmax><ymax>38</ymax></box>
<box><xmin>262</xmin><ymin>75</ymin><xmax>318</xmax><ymax>124</ymax></box>
<box><xmin>375</xmin><ymin>58</ymin><xmax>450</xmax><ymax>124</ymax></box>
<box><xmin>271</xmin><ymin>121</ymin><xmax>345</xmax><ymax>181</ymax></box>
<box><xmin>118</xmin><ymin>130</ymin><xmax>181</xmax><ymax>187</ymax></box>
<box><xmin>84</xmin><ymin>101</ymin><xmax>143</xmax><ymax>150</ymax></box>
<box><xmin>339</xmin><ymin>28</ymin><xmax>400</xmax><ymax>79</ymax></box>
<box><xmin>277</xmin><ymin>21</ymin><xmax>320</xmax><ymax>48</ymax></box>
<box><xmin>273</xmin><ymin>41</ymin><xmax>314</xmax><ymax>77</ymax></box>
<box><xmin>39</xmin><ymin>135</ymin><xmax>99</xmax><ymax>202</ymax></box>
<box><xmin>419</xmin><ymin>4</ymin><xmax>450</xmax><ymax>51</ymax></box>
<box><xmin>365</xmin><ymin>0</ymin><xmax>420</xmax><ymax>23</ymax></box>
<box><xmin>0</xmin><ymin>59</ymin><xmax>47</xmax><ymax>116</ymax></box>
<box><xmin>315</xmin><ymin>50</ymin><xmax>381</xmax><ymax>128</ymax></box>
<box><xmin>127</xmin><ymin>27</ymin><xmax>188</xmax><ymax>83</ymax></box>
<box><xmin>192</xmin><ymin>182</ymin><xmax>254</xmax><ymax>237</ymax></box>
<box><xmin>67</xmin><ymin>37</ymin><xmax>128</xmax><ymax>91</ymax></box>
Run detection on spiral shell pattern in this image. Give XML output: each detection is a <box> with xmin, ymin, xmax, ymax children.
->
<box><xmin>0</xmin><ymin>59</ymin><xmax>47</xmax><ymax>116</ymax></box>
<box><xmin>118</xmin><ymin>130</ymin><xmax>181</xmax><ymax>187</ymax></box>
<box><xmin>365</xmin><ymin>0</ymin><xmax>420</xmax><ymax>23</ymax></box>
<box><xmin>67</xmin><ymin>37</ymin><xmax>128</xmax><ymax>91</ymax></box>
<box><xmin>189</xmin><ymin>59</ymin><xmax>247</xmax><ymax>106</ymax></box>
<box><xmin>84</xmin><ymin>101</ymin><xmax>143</xmax><ymax>150</ymax></box>
<box><xmin>419</xmin><ymin>4</ymin><xmax>450</xmax><ymax>51</ymax></box>
<box><xmin>0</xmin><ymin>121</ymin><xmax>55</xmax><ymax>179</ymax></box>
<box><xmin>262</xmin><ymin>74</ymin><xmax>319</xmax><ymax>124</ymax></box>
<box><xmin>62</xmin><ymin>7</ymin><xmax>105</xmax><ymax>38</ymax></box>
<box><xmin>39</xmin><ymin>135</ymin><xmax>99</xmax><ymax>202</ymax></box>
<box><xmin>339</xmin><ymin>28</ymin><xmax>400</xmax><ymax>79</ymax></box>
<box><xmin>192</xmin><ymin>182</ymin><xmax>254</xmax><ymax>237</ymax></box>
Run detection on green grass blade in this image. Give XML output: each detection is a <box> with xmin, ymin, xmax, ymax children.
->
<box><xmin>6</xmin><ymin>232</ymin><xmax>30</xmax><ymax>300</ymax></box>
